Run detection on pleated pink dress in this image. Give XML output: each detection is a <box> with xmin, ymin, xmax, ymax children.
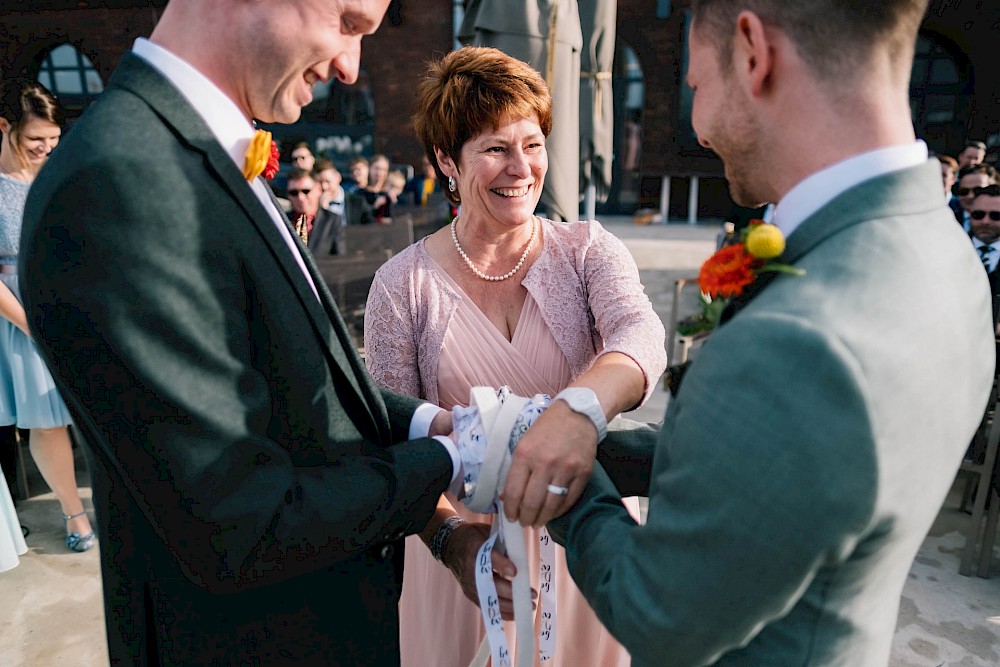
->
<box><xmin>398</xmin><ymin>264</ymin><xmax>636</xmax><ymax>667</ymax></box>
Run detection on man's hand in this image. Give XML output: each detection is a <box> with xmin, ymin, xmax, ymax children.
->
<box><xmin>500</xmin><ymin>401</ymin><xmax>597</xmax><ymax>526</ymax></box>
<box><xmin>429</xmin><ymin>409</ymin><xmax>453</xmax><ymax>438</ymax></box>
<box><xmin>442</xmin><ymin>522</ymin><xmax>535</xmax><ymax>620</ymax></box>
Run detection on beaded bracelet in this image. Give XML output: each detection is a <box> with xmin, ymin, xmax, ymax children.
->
<box><xmin>429</xmin><ymin>515</ymin><xmax>466</xmax><ymax>562</ymax></box>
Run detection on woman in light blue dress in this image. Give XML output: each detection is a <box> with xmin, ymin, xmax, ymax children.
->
<box><xmin>0</xmin><ymin>78</ymin><xmax>93</xmax><ymax>553</ymax></box>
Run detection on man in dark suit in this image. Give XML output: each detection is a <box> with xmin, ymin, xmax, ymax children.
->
<box><xmin>19</xmin><ymin>1</ymin><xmax>470</xmax><ymax>665</ymax></box>
<box><xmin>287</xmin><ymin>166</ymin><xmax>369</xmax><ymax>256</ymax></box>
<box><xmin>546</xmin><ymin>1</ymin><xmax>994</xmax><ymax>665</ymax></box>
<box><xmin>313</xmin><ymin>159</ymin><xmax>375</xmax><ymax>255</ymax></box>
<box><xmin>969</xmin><ymin>184</ymin><xmax>1000</xmax><ymax>329</ymax></box>
<box><xmin>951</xmin><ymin>163</ymin><xmax>998</xmax><ymax>229</ymax></box>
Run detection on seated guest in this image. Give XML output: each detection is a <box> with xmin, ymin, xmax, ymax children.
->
<box><xmin>314</xmin><ymin>158</ymin><xmax>375</xmax><ymax>228</ymax></box>
<box><xmin>384</xmin><ymin>169</ymin><xmax>407</xmax><ymax>212</ymax></box>
<box><xmin>287</xmin><ymin>167</ymin><xmax>350</xmax><ymax>256</ymax></box>
<box><xmin>936</xmin><ymin>154</ymin><xmax>958</xmax><ymax>204</ymax></box>
<box><xmin>365</xmin><ymin>46</ymin><xmax>666</xmax><ymax>667</ymax></box>
<box><xmin>952</xmin><ymin>163</ymin><xmax>998</xmax><ymax>231</ymax></box>
<box><xmin>969</xmin><ymin>184</ymin><xmax>1000</xmax><ymax>331</ymax></box>
<box><xmin>403</xmin><ymin>155</ymin><xmax>442</xmax><ymax>206</ymax></box>
<box><xmin>344</xmin><ymin>155</ymin><xmax>368</xmax><ymax>194</ymax></box>
<box><xmin>958</xmin><ymin>140</ymin><xmax>987</xmax><ymax>170</ymax></box>
<box><xmin>289</xmin><ymin>141</ymin><xmax>315</xmax><ymax>173</ymax></box>
<box><xmin>362</xmin><ymin>154</ymin><xmax>393</xmax><ymax>222</ymax></box>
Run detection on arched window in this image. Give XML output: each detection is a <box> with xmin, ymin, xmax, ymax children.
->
<box><xmin>36</xmin><ymin>44</ymin><xmax>104</xmax><ymax>119</ymax></box>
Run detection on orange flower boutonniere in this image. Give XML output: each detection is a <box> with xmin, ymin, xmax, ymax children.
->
<box><xmin>678</xmin><ymin>220</ymin><xmax>804</xmax><ymax>336</ymax></box>
<box><xmin>244</xmin><ymin>129</ymin><xmax>280</xmax><ymax>181</ymax></box>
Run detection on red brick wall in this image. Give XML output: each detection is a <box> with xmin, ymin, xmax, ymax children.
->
<box><xmin>0</xmin><ymin>6</ymin><xmax>161</xmax><ymax>82</ymax></box>
<box><xmin>364</xmin><ymin>0</ymin><xmax>455</xmax><ymax>169</ymax></box>
<box><xmin>1</xmin><ymin>1</ymin><xmax>996</xmax><ymax>214</ymax></box>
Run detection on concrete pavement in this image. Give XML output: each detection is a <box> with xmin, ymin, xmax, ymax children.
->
<box><xmin>1</xmin><ymin>218</ymin><xmax>998</xmax><ymax>666</ymax></box>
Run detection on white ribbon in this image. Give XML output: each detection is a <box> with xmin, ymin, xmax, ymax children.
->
<box><xmin>457</xmin><ymin>387</ymin><xmax>557</xmax><ymax>667</ymax></box>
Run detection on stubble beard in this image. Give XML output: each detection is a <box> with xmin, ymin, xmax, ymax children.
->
<box><xmin>712</xmin><ymin>86</ymin><xmax>769</xmax><ymax>209</ymax></box>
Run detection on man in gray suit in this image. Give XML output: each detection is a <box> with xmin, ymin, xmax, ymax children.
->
<box><xmin>547</xmin><ymin>1</ymin><xmax>995</xmax><ymax>665</ymax></box>
<box><xmin>18</xmin><ymin>1</ymin><xmax>470</xmax><ymax>665</ymax></box>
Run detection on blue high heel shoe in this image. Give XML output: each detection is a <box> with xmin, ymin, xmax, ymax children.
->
<box><xmin>63</xmin><ymin>510</ymin><xmax>96</xmax><ymax>552</ymax></box>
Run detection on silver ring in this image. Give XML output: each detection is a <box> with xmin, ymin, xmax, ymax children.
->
<box><xmin>546</xmin><ymin>484</ymin><xmax>570</xmax><ymax>496</ymax></box>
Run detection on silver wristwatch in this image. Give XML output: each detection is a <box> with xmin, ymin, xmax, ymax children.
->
<box><xmin>554</xmin><ymin>387</ymin><xmax>607</xmax><ymax>442</ymax></box>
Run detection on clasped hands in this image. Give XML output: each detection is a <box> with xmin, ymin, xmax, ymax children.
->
<box><xmin>454</xmin><ymin>389</ymin><xmax>599</xmax><ymax>527</ymax></box>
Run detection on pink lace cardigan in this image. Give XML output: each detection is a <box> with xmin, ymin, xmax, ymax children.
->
<box><xmin>364</xmin><ymin>218</ymin><xmax>667</xmax><ymax>407</ymax></box>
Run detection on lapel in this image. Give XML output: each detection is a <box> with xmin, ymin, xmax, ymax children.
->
<box><xmin>720</xmin><ymin>160</ymin><xmax>942</xmax><ymax>326</ymax></box>
<box><xmin>110</xmin><ymin>54</ymin><xmax>388</xmax><ymax>442</ymax></box>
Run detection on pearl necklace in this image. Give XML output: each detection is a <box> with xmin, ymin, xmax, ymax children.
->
<box><xmin>451</xmin><ymin>215</ymin><xmax>537</xmax><ymax>282</ymax></box>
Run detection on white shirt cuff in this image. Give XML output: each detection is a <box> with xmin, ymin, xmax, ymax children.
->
<box><xmin>433</xmin><ymin>435</ymin><xmax>463</xmax><ymax>495</ymax></box>
<box><xmin>410</xmin><ymin>403</ymin><xmax>462</xmax><ymax>493</ymax></box>
<box><xmin>410</xmin><ymin>402</ymin><xmax>445</xmax><ymax>439</ymax></box>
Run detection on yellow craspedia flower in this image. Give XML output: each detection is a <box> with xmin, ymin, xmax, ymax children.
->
<box><xmin>243</xmin><ymin>129</ymin><xmax>273</xmax><ymax>181</ymax></box>
<box><xmin>745</xmin><ymin>223</ymin><xmax>785</xmax><ymax>259</ymax></box>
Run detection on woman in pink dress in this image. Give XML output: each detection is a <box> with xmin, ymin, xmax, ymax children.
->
<box><xmin>365</xmin><ymin>47</ymin><xmax>666</xmax><ymax>667</ymax></box>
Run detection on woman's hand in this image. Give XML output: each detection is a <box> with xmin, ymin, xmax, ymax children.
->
<box><xmin>502</xmin><ymin>353</ymin><xmax>647</xmax><ymax>527</ymax></box>
<box><xmin>442</xmin><ymin>522</ymin><xmax>535</xmax><ymax>621</ymax></box>
<box><xmin>501</xmin><ymin>402</ymin><xmax>596</xmax><ymax>527</ymax></box>
<box><xmin>0</xmin><ymin>282</ymin><xmax>31</xmax><ymax>337</ymax></box>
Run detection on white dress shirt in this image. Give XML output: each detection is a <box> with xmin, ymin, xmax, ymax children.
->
<box><xmin>132</xmin><ymin>38</ymin><xmax>319</xmax><ymax>298</ymax></box>
<box><xmin>130</xmin><ymin>39</ymin><xmax>461</xmax><ymax>483</ymax></box>
<box><xmin>325</xmin><ymin>193</ymin><xmax>346</xmax><ymax>217</ymax></box>
<box><xmin>973</xmin><ymin>238</ymin><xmax>1000</xmax><ymax>273</ymax></box>
<box><xmin>772</xmin><ymin>141</ymin><xmax>930</xmax><ymax>237</ymax></box>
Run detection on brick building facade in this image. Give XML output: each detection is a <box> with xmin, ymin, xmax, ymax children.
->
<box><xmin>1</xmin><ymin>0</ymin><xmax>997</xmax><ymax>217</ymax></box>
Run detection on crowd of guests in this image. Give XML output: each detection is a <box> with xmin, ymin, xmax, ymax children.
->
<box><xmin>934</xmin><ymin>140</ymin><xmax>1000</xmax><ymax>332</ymax></box>
<box><xmin>277</xmin><ymin>142</ymin><xmax>447</xmax><ymax>233</ymax></box>
<box><xmin>0</xmin><ymin>0</ymin><xmax>995</xmax><ymax>664</ymax></box>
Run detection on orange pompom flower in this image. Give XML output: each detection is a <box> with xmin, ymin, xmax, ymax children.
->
<box><xmin>263</xmin><ymin>140</ymin><xmax>280</xmax><ymax>180</ymax></box>
<box><xmin>679</xmin><ymin>223</ymin><xmax>804</xmax><ymax>337</ymax></box>
<box><xmin>698</xmin><ymin>243</ymin><xmax>756</xmax><ymax>298</ymax></box>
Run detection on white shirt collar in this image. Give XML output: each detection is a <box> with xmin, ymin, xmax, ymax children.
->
<box><xmin>132</xmin><ymin>38</ymin><xmax>255</xmax><ymax>171</ymax></box>
<box><xmin>772</xmin><ymin>141</ymin><xmax>929</xmax><ymax>237</ymax></box>
<box><xmin>130</xmin><ymin>38</ymin><xmax>319</xmax><ymax>299</ymax></box>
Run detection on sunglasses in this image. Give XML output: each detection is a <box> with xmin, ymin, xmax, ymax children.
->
<box><xmin>958</xmin><ymin>187</ymin><xmax>980</xmax><ymax>197</ymax></box>
<box><xmin>287</xmin><ymin>188</ymin><xmax>313</xmax><ymax>197</ymax></box>
<box><xmin>970</xmin><ymin>210</ymin><xmax>1000</xmax><ymax>221</ymax></box>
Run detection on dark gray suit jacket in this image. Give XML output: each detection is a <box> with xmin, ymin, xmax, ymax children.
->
<box><xmin>552</xmin><ymin>160</ymin><xmax>996</xmax><ymax>666</ymax></box>
<box><xmin>20</xmin><ymin>53</ymin><xmax>452</xmax><ymax>666</ymax></box>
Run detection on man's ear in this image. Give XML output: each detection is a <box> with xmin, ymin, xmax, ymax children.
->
<box><xmin>733</xmin><ymin>11</ymin><xmax>775</xmax><ymax>97</ymax></box>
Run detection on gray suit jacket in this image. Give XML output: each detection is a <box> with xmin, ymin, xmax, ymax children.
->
<box><xmin>552</xmin><ymin>160</ymin><xmax>995</xmax><ymax>666</ymax></box>
<box><xmin>20</xmin><ymin>53</ymin><xmax>452</xmax><ymax>666</ymax></box>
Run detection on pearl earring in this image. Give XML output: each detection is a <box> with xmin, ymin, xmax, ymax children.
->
<box><xmin>448</xmin><ymin>176</ymin><xmax>456</xmax><ymax>192</ymax></box>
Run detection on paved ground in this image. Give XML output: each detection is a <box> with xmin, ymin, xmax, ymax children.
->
<box><xmin>1</xmin><ymin>217</ymin><xmax>998</xmax><ymax>665</ymax></box>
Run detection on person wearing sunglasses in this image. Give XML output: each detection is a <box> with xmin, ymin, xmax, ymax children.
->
<box><xmin>968</xmin><ymin>184</ymin><xmax>1000</xmax><ymax>332</ymax></box>
<box><xmin>951</xmin><ymin>163</ymin><xmax>998</xmax><ymax>231</ymax></box>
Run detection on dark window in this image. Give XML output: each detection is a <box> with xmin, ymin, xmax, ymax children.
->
<box><xmin>300</xmin><ymin>71</ymin><xmax>375</xmax><ymax>126</ymax></box>
<box><xmin>909</xmin><ymin>31</ymin><xmax>971</xmax><ymax>154</ymax></box>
